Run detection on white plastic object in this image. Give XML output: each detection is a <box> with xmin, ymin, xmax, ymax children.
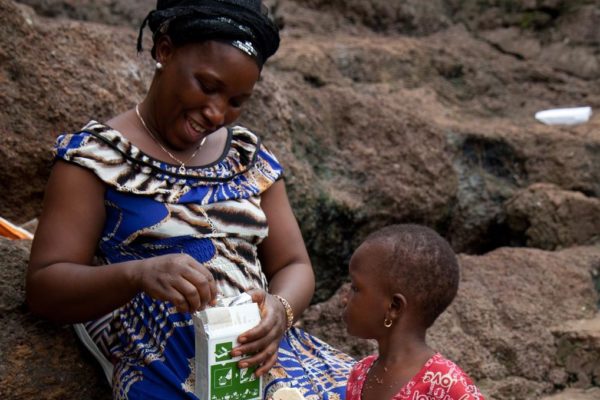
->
<box><xmin>534</xmin><ymin>107</ymin><xmax>592</xmax><ymax>126</ymax></box>
<box><xmin>272</xmin><ymin>387</ymin><xmax>306</xmax><ymax>400</ymax></box>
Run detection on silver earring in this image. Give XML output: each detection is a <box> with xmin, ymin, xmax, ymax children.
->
<box><xmin>156</xmin><ymin>62</ymin><xmax>163</xmax><ymax>70</ymax></box>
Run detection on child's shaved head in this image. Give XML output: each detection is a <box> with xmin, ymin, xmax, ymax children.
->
<box><xmin>363</xmin><ymin>224</ymin><xmax>459</xmax><ymax>328</ymax></box>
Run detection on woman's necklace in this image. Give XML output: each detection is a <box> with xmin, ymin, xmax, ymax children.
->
<box><xmin>135</xmin><ymin>104</ymin><xmax>206</xmax><ymax>174</ymax></box>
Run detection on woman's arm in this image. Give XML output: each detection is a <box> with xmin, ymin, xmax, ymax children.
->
<box><xmin>27</xmin><ymin>161</ymin><xmax>217</xmax><ymax>323</ymax></box>
<box><xmin>259</xmin><ymin>179</ymin><xmax>315</xmax><ymax>318</ymax></box>
<box><xmin>233</xmin><ymin>179</ymin><xmax>315</xmax><ymax>374</ymax></box>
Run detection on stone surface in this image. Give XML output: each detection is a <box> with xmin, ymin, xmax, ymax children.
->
<box><xmin>551</xmin><ymin>314</ymin><xmax>600</xmax><ymax>388</ymax></box>
<box><xmin>1</xmin><ymin>0</ymin><xmax>600</xmax><ymax>398</ymax></box>
<box><xmin>481</xmin><ymin>27</ymin><xmax>542</xmax><ymax>59</ymax></box>
<box><xmin>0</xmin><ymin>238</ymin><xmax>112</xmax><ymax>400</ymax></box>
<box><xmin>291</xmin><ymin>0</ymin><xmax>451</xmax><ymax>35</ymax></box>
<box><xmin>505</xmin><ymin>183</ymin><xmax>600</xmax><ymax>250</ymax></box>
<box><xmin>15</xmin><ymin>0</ymin><xmax>152</xmax><ymax>26</ymax></box>
<box><xmin>301</xmin><ymin>246</ymin><xmax>600</xmax><ymax>399</ymax></box>
<box><xmin>0</xmin><ymin>238</ymin><xmax>29</xmax><ymax>312</ymax></box>
<box><xmin>540</xmin><ymin>388</ymin><xmax>600</xmax><ymax>400</ymax></box>
<box><xmin>0</xmin><ymin>0</ymin><xmax>154</xmax><ymax>223</ymax></box>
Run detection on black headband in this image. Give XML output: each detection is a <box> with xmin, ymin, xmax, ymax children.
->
<box><xmin>137</xmin><ymin>0</ymin><xmax>280</xmax><ymax>67</ymax></box>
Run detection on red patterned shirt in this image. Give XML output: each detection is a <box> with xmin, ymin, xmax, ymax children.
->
<box><xmin>346</xmin><ymin>353</ymin><xmax>485</xmax><ymax>400</ymax></box>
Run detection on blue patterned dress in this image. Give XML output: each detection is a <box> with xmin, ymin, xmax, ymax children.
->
<box><xmin>54</xmin><ymin>121</ymin><xmax>354</xmax><ymax>400</ymax></box>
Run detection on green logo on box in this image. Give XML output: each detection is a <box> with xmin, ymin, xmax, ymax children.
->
<box><xmin>210</xmin><ymin>361</ymin><xmax>259</xmax><ymax>400</ymax></box>
<box><xmin>215</xmin><ymin>342</ymin><xmax>233</xmax><ymax>362</ymax></box>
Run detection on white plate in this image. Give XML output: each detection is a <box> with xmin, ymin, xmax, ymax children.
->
<box><xmin>535</xmin><ymin>106</ymin><xmax>592</xmax><ymax>126</ymax></box>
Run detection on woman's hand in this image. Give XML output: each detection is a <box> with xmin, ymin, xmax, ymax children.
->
<box><xmin>232</xmin><ymin>288</ymin><xmax>287</xmax><ymax>376</ymax></box>
<box><xmin>135</xmin><ymin>254</ymin><xmax>218</xmax><ymax>313</ymax></box>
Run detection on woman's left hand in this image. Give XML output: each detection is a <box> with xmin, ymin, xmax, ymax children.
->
<box><xmin>232</xmin><ymin>288</ymin><xmax>287</xmax><ymax>376</ymax></box>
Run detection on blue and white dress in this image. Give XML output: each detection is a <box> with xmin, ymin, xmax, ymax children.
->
<box><xmin>54</xmin><ymin>121</ymin><xmax>354</xmax><ymax>400</ymax></box>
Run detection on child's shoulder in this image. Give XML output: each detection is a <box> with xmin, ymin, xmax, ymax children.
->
<box><xmin>349</xmin><ymin>354</ymin><xmax>377</xmax><ymax>376</ymax></box>
<box><xmin>414</xmin><ymin>353</ymin><xmax>485</xmax><ymax>399</ymax></box>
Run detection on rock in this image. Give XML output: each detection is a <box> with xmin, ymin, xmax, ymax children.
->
<box><xmin>540</xmin><ymin>388</ymin><xmax>600</xmax><ymax>400</ymax></box>
<box><xmin>552</xmin><ymin>5</ymin><xmax>600</xmax><ymax>47</ymax></box>
<box><xmin>541</xmin><ymin>387</ymin><xmax>600</xmax><ymax>400</ymax></box>
<box><xmin>291</xmin><ymin>0</ymin><xmax>451</xmax><ymax>35</ymax></box>
<box><xmin>0</xmin><ymin>238</ymin><xmax>29</xmax><ymax>312</ymax></box>
<box><xmin>3</xmin><ymin>0</ymin><xmax>600</xmax><ymax>297</ymax></box>
<box><xmin>551</xmin><ymin>314</ymin><xmax>600</xmax><ymax>388</ymax></box>
<box><xmin>539</xmin><ymin>43</ymin><xmax>600</xmax><ymax>80</ymax></box>
<box><xmin>1</xmin><ymin>1</ymin><xmax>599</xmax><ymax>397</ymax></box>
<box><xmin>505</xmin><ymin>183</ymin><xmax>600</xmax><ymax>250</ymax></box>
<box><xmin>0</xmin><ymin>238</ymin><xmax>111</xmax><ymax>399</ymax></box>
<box><xmin>431</xmin><ymin>246</ymin><xmax>599</xmax><ymax>394</ymax></box>
<box><xmin>302</xmin><ymin>246</ymin><xmax>600</xmax><ymax>398</ymax></box>
<box><xmin>477</xmin><ymin>377</ymin><xmax>548</xmax><ymax>400</ymax></box>
<box><xmin>15</xmin><ymin>0</ymin><xmax>153</xmax><ymax>27</ymax></box>
<box><xmin>0</xmin><ymin>313</ymin><xmax>112</xmax><ymax>400</ymax></box>
<box><xmin>0</xmin><ymin>0</ymin><xmax>154</xmax><ymax>223</ymax></box>
<box><xmin>480</xmin><ymin>28</ymin><xmax>542</xmax><ymax>59</ymax></box>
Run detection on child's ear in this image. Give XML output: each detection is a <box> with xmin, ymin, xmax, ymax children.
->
<box><xmin>388</xmin><ymin>293</ymin><xmax>407</xmax><ymax>320</ymax></box>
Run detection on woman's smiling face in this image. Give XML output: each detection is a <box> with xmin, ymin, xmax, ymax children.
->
<box><xmin>152</xmin><ymin>39</ymin><xmax>261</xmax><ymax>150</ymax></box>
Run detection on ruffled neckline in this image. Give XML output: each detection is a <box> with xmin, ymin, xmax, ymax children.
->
<box><xmin>78</xmin><ymin>120</ymin><xmax>260</xmax><ymax>181</ymax></box>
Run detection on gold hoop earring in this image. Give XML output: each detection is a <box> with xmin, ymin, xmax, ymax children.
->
<box><xmin>384</xmin><ymin>317</ymin><xmax>393</xmax><ymax>328</ymax></box>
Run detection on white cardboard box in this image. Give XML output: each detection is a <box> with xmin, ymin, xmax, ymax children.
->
<box><xmin>193</xmin><ymin>296</ymin><xmax>262</xmax><ymax>400</ymax></box>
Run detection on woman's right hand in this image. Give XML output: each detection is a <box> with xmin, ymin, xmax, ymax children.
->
<box><xmin>134</xmin><ymin>254</ymin><xmax>219</xmax><ymax>313</ymax></box>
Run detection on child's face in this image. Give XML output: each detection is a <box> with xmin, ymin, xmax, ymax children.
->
<box><xmin>342</xmin><ymin>241</ymin><xmax>390</xmax><ymax>339</ymax></box>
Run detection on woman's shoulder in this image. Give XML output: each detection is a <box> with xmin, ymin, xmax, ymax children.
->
<box><xmin>228</xmin><ymin>124</ymin><xmax>284</xmax><ymax>178</ymax></box>
<box><xmin>54</xmin><ymin>120</ymin><xmax>125</xmax><ymax>163</ymax></box>
<box><xmin>53</xmin><ymin>120</ymin><xmax>182</xmax><ymax>199</ymax></box>
<box><xmin>228</xmin><ymin>124</ymin><xmax>266</xmax><ymax>157</ymax></box>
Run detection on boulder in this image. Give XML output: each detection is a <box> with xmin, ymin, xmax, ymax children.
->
<box><xmin>553</xmin><ymin>4</ymin><xmax>600</xmax><ymax>47</ymax></box>
<box><xmin>539</xmin><ymin>43</ymin><xmax>600</xmax><ymax>80</ymax></box>
<box><xmin>0</xmin><ymin>0</ymin><xmax>153</xmax><ymax>223</ymax></box>
<box><xmin>480</xmin><ymin>27</ymin><xmax>542</xmax><ymax>59</ymax></box>
<box><xmin>290</xmin><ymin>0</ymin><xmax>450</xmax><ymax>35</ymax></box>
<box><xmin>505</xmin><ymin>183</ymin><xmax>600</xmax><ymax>250</ymax></box>
<box><xmin>3</xmin><ymin>0</ymin><xmax>600</xmax><ymax>300</ymax></box>
<box><xmin>301</xmin><ymin>246</ymin><xmax>600</xmax><ymax>399</ymax></box>
<box><xmin>15</xmin><ymin>0</ymin><xmax>153</xmax><ymax>27</ymax></box>
<box><xmin>0</xmin><ymin>238</ymin><xmax>111</xmax><ymax>400</ymax></box>
<box><xmin>0</xmin><ymin>1</ymin><xmax>599</xmax><ymax>397</ymax></box>
<box><xmin>0</xmin><ymin>238</ymin><xmax>29</xmax><ymax>312</ymax></box>
<box><xmin>540</xmin><ymin>388</ymin><xmax>600</xmax><ymax>400</ymax></box>
<box><xmin>551</xmin><ymin>314</ymin><xmax>600</xmax><ymax>388</ymax></box>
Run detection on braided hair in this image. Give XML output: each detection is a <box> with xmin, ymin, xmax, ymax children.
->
<box><xmin>137</xmin><ymin>0</ymin><xmax>280</xmax><ymax>68</ymax></box>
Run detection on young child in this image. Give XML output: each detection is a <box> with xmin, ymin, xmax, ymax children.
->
<box><xmin>343</xmin><ymin>224</ymin><xmax>484</xmax><ymax>400</ymax></box>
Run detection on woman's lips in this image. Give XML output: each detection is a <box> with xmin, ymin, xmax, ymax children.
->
<box><xmin>188</xmin><ymin>117</ymin><xmax>204</xmax><ymax>133</ymax></box>
<box><xmin>184</xmin><ymin>116</ymin><xmax>207</xmax><ymax>142</ymax></box>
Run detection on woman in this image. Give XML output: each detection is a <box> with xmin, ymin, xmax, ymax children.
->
<box><xmin>26</xmin><ymin>0</ymin><xmax>354</xmax><ymax>398</ymax></box>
